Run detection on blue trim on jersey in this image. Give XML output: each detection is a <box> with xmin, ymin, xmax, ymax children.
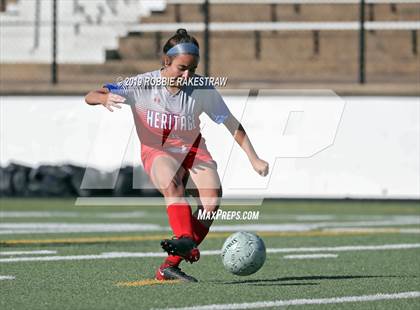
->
<box><xmin>213</xmin><ymin>114</ymin><xmax>229</xmax><ymax>124</ymax></box>
<box><xmin>103</xmin><ymin>83</ymin><xmax>121</xmax><ymax>90</ymax></box>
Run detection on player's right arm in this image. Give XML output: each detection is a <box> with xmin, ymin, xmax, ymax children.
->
<box><xmin>85</xmin><ymin>87</ymin><xmax>126</xmax><ymax>112</ymax></box>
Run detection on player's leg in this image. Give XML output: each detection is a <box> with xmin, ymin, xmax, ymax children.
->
<box><xmin>148</xmin><ymin>154</ymin><xmax>200</xmax><ymax>282</ymax></box>
<box><xmin>185</xmin><ymin>161</ymin><xmax>222</xmax><ymax>246</ymax></box>
<box><xmin>157</xmin><ymin>161</ymin><xmax>220</xmax><ymax>277</ymax></box>
<box><xmin>149</xmin><ymin>155</ymin><xmax>198</xmax><ymax>256</ymax></box>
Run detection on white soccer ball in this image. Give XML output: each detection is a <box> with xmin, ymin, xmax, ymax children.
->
<box><xmin>221</xmin><ymin>231</ymin><xmax>266</xmax><ymax>276</ymax></box>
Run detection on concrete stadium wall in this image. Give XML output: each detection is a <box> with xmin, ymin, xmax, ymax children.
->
<box><xmin>0</xmin><ymin>94</ymin><xmax>418</xmax><ymax>199</ymax></box>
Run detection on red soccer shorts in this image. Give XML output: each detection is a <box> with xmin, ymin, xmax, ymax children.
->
<box><xmin>141</xmin><ymin>144</ymin><xmax>216</xmax><ymax>177</ymax></box>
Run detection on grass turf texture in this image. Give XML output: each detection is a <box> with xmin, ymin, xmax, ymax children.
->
<box><xmin>0</xmin><ymin>198</ymin><xmax>419</xmax><ymax>310</ymax></box>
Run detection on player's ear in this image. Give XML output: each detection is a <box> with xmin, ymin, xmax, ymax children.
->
<box><xmin>162</xmin><ymin>55</ymin><xmax>172</xmax><ymax>67</ymax></box>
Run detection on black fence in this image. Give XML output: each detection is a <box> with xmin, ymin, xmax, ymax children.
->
<box><xmin>0</xmin><ymin>163</ymin><xmax>160</xmax><ymax>198</ymax></box>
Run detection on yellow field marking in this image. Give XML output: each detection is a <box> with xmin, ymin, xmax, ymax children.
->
<box><xmin>116</xmin><ymin>279</ymin><xmax>182</xmax><ymax>287</ymax></box>
<box><xmin>0</xmin><ymin>228</ymin><xmax>412</xmax><ymax>246</ymax></box>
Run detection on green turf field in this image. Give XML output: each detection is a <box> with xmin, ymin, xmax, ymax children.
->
<box><xmin>1</xmin><ymin>198</ymin><xmax>419</xmax><ymax>309</ymax></box>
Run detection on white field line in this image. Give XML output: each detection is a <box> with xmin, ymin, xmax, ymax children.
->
<box><xmin>0</xmin><ymin>250</ymin><xmax>57</xmax><ymax>256</ymax></box>
<box><xmin>0</xmin><ymin>243</ymin><xmax>419</xmax><ymax>263</ymax></box>
<box><xmin>260</xmin><ymin>214</ymin><xmax>406</xmax><ymax>221</ymax></box>
<box><xmin>211</xmin><ymin>218</ymin><xmax>420</xmax><ymax>232</ymax></box>
<box><xmin>1</xmin><ymin>216</ymin><xmax>419</xmax><ymax>235</ymax></box>
<box><xmin>0</xmin><ymin>223</ymin><xmax>167</xmax><ymax>234</ymax></box>
<box><xmin>154</xmin><ymin>291</ymin><xmax>420</xmax><ymax>310</ymax></box>
<box><xmin>1</xmin><ymin>226</ymin><xmax>418</xmax><ymax>235</ymax></box>
<box><xmin>0</xmin><ymin>252</ymin><xmax>169</xmax><ymax>263</ymax></box>
<box><xmin>324</xmin><ymin>228</ymin><xmax>420</xmax><ymax>234</ymax></box>
<box><xmin>2</xmin><ymin>211</ymin><xmax>415</xmax><ymax>222</ymax></box>
<box><xmin>0</xmin><ymin>275</ymin><xmax>15</xmax><ymax>280</ymax></box>
<box><xmin>268</xmin><ymin>243</ymin><xmax>420</xmax><ymax>253</ymax></box>
<box><xmin>0</xmin><ymin>211</ymin><xmax>81</xmax><ymax>218</ymax></box>
<box><xmin>283</xmin><ymin>254</ymin><xmax>338</xmax><ymax>259</ymax></box>
<box><xmin>0</xmin><ymin>211</ymin><xmax>149</xmax><ymax>219</ymax></box>
<box><xmin>75</xmin><ymin>197</ymin><xmax>263</xmax><ymax>206</ymax></box>
<box><xmin>98</xmin><ymin>212</ymin><xmax>147</xmax><ymax>219</ymax></box>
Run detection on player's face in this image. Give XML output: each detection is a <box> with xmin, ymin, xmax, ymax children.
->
<box><xmin>165</xmin><ymin>54</ymin><xmax>198</xmax><ymax>85</ymax></box>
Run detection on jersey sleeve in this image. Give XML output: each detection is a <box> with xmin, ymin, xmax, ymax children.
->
<box><xmin>199</xmin><ymin>87</ymin><xmax>231</xmax><ymax>124</ymax></box>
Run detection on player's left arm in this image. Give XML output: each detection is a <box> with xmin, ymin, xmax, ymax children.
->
<box><xmin>223</xmin><ymin>114</ymin><xmax>269</xmax><ymax>177</ymax></box>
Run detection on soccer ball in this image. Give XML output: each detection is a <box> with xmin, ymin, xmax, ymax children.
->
<box><xmin>221</xmin><ymin>231</ymin><xmax>266</xmax><ymax>276</ymax></box>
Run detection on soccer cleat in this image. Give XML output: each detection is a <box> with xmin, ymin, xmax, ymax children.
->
<box><xmin>184</xmin><ymin>247</ymin><xmax>200</xmax><ymax>263</ymax></box>
<box><xmin>155</xmin><ymin>265</ymin><xmax>198</xmax><ymax>282</ymax></box>
<box><xmin>160</xmin><ymin>237</ymin><xmax>200</xmax><ymax>263</ymax></box>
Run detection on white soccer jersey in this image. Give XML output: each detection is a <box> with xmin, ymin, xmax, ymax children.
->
<box><xmin>105</xmin><ymin>69</ymin><xmax>231</xmax><ymax>152</ymax></box>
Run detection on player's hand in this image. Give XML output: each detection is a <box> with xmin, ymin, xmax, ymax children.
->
<box><xmin>102</xmin><ymin>93</ymin><xmax>126</xmax><ymax>112</ymax></box>
<box><xmin>252</xmin><ymin>158</ymin><xmax>269</xmax><ymax>177</ymax></box>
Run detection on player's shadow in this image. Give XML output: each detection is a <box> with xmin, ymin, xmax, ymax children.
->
<box><xmin>219</xmin><ymin>275</ymin><xmax>400</xmax><ymax>286</ymax></box>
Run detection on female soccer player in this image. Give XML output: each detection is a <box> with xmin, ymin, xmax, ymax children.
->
<box><xmin>85</xmin><ymin>29</ymin><xmax>269</xmax><ymax>282</ymax></box>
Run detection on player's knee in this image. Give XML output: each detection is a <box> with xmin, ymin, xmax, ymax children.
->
<box><xmin>162</xmin><ymin>180</ymin><xmax>185</xmax><ymax>198</ymax></box>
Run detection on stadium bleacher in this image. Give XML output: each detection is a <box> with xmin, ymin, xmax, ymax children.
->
<box><xmin>0</xmin><ymin>0</ymin><xmax>419</xmax><ymax>93</ymax></box>
<box><xmin>0</xmin><ymin>0</ymin><xmax>167</xmax><ymax>63</ymax></box>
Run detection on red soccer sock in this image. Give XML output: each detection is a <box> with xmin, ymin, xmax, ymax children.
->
<box><xmin>162</xmin><ymin>203</ymin><xmax>194</xmax><ymax>268</ymax></box>
<box><xmin>191</xmin><ymin>215</ymin><xmax>210</xmax><ymax>246</ymax></box>
<box><xmin>163</xmin><ymin>255</ymin><xmax>183</xmax><ymax>267</ymax></box>
<box><xmin>166</xmin><ymin>203</ymin><xmax>194</xmax><ymax>239</ymax></box>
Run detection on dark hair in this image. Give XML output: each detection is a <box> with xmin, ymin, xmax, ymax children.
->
<box><xmin>162</xmin><ymin>28</ymin><xmax>199</xmax><ymax>54</ymax></box>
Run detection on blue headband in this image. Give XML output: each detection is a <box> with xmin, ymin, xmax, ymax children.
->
<box><xmin>166</xmin><ymin>43</ymin><xmax>199</xmax><ymax>57</ymax></box>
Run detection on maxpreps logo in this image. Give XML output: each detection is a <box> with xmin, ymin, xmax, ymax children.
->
<box><xmin>197</xmin><ymin>209</ymin><xmax>260</xmax><ymax>221</ymax></box>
